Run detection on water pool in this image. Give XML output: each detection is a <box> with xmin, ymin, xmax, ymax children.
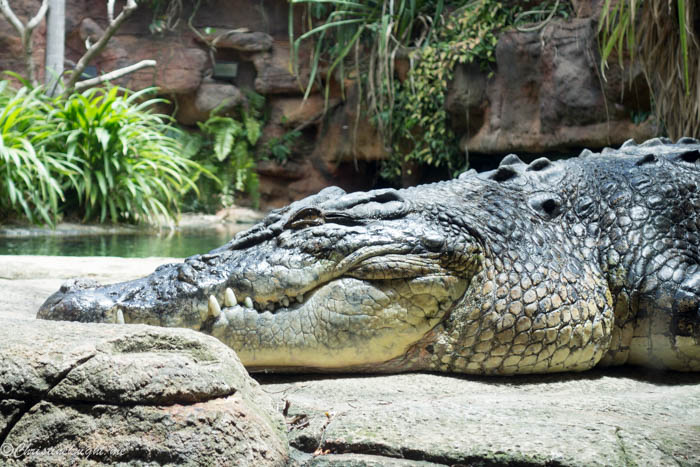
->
<box><xmin>0</xmin><ymin>227</ymin><xmax>249</xmax><ymax>258</ymax></box>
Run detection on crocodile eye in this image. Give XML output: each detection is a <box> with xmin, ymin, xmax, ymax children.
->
<box><xmin>285</xmin><ymin>207</ymin><xmax>325</xmax><ymax>230</ymax></box>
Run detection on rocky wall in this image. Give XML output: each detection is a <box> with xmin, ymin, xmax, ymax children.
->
<box><xmin>0</xmin><ymin>0</ymin><xmax>657</xmax><ymax>208</ymax></box>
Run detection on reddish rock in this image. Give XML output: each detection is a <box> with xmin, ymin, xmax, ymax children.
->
<box><xmin>256</xmin><ymin>156</ymin><xmax>375</xmax><ymax>210</ymax></box>
<box><xmin>313</xmin><ymin>86</ymin><xmax>388</xmax><ymax>164</ymax></box>
<box><xmin>198</xmin><ymin>31</ymin><xmax>273</xmax><ymax>52</ymax></box>
<box><xmin>253</xmin><ymin>41</ymin><xmax>309</xmax><ymax>95</ymax></box>
<box><xmin>85</xmin><ymin>33</ymin><xmax>208</xmax><ymax>94</ymax></box>
<box><xmin>268</xmin><ymin>95</ymin><xmax>328</xmax><ymax>128</ymax></box>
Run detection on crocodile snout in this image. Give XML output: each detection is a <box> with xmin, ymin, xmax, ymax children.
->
<box><xmin>38</xmin><ymin>278</ymin><xmax>122</xmax><ymax>324</ymax></box>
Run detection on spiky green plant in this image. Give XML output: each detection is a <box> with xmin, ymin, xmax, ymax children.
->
<box><xmin>0</xmin><ymin>81</ymin><xmax>80</xmax><ymax>225</ymax></box>
<box><xmin>48</xmin><ymin>86</ymin><xmax>202</xmax><ymax>224</ymax></box>
<box><xmin>290</xmin><ymin>0</ymin><xmax>447</xmax><ymax>143</ymax></box>
<box><xmin>599</xmin><ymin>0</ymin><xmax>699</xmax><ymax>138</ymax></box>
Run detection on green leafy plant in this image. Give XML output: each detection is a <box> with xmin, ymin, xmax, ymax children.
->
<box><xmin>387</xmin><ymin>1</ymin><xmax>518</xmax><ymax>180</ymax></box>
<box><xmin>48</xmin><ymin>86</ymin><xmax>203</xmax><ymax>224</ymax></box>
<box><xmin>184</xmin><ymin>98</ymin><xmax>265</xmax><ymax>212</ymax></box>
<box><xmin>263</xmin><ymin>129</ymin><xmax>302</xmax><ymax>164</ymax></box>
<box><xmin>599</xmin><ymin>0</ymin><xmax>698</xmax><ymax>138</ymax></box>
<box><xmin>292</xmin><ymin>1</ymin><xmax>571</xmax><ymax>184</ymax></box>
<box><xmin>290</xmin><ymin>0</ymin><xmax>448</xmax><ymax>141</ymax></box>
<box><xmin>0</xmin><ymin>80</ymin><xmax>80</xmax><ymax>225</ymax></box>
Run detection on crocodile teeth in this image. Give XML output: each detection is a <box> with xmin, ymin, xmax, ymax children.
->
<box><xmin>208</xmin><ymin>295</ymin><xmax>222</xmax><ymax>318</ymax></box>
<box><xmin>282</xmin><ymin>296</ymin><xmax>290</xmax><ymax>307</ymax></box>
<box><xmin>297</xmin><ymin>293</ymin><xmax>304</xmax><ymax>303</ymax></box>
<box><xmin>244</xmin><ymin>297</ymin><xmax>254</xmax><ymax>309</ymax></box>
<box><xmin>224</xmin><ymin>288</ymin><xmax>237</xmax><ymax>307</ymax></box>
<box><xmin>116</xmin><ymin>309</ymin><xmax>125</xmax><ymax>324</ymax></box>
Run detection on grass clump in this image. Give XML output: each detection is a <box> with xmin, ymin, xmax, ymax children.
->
<box><xmin>0</xmin><ymin>80</ymin><xmax>207</xmax><ymax>226</ymax></box>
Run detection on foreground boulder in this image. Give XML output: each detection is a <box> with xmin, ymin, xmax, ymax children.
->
<box><xmin>0</xmin><ymin>318</ymin><xmax>287</xmax><ymax>465</ymax></box>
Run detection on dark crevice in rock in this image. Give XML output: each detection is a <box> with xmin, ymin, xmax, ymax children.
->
<box><xmin>0</xmin><ymin>400</ymin><xmax>30</xmax><ymax>445</ymax></box>
<box><xmin>614</xmin><ymin>427</ymin><xmax>634</xmax><ymax>467</ymax></box>
<box><xmin>45</xmin><ymin>387</ymin><xmax>240</xmax><ymax>408</ymax></box>
<box><xmin>292</xmin><ymin>436</ymin><xmax>568</xmax><ymax>467</ymax></box>
<box><xmin>44</xmin><ymin>353</ymin><xmax>98</xmax><ymax>396</ymax></box>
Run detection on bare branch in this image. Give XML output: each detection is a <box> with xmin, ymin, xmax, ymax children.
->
<box><xmin>0</xmin><ymin>0</ymin><xmax>25</xmax><ymax>35</ymax></box>
<box><xmin>64</xmin><ymin>0</ymin><xmax>139</xmax><ymax>93</ymax></box>
<box><xmin>0</xmin><ymin>0</ymin><xmax>49</xmax><ymax>85</ymax></box>
<box><xmin>73</xmin><ymin>59</ymin><xmax>156</xmax><ymax>91</ymax></box>
<box><xmin>26</xmin><ymin>0</ymin><xmax>48</xmax><ymax>30</ymax></box>
<box><xmin>107</xmin><ymin>0</ymin><xmax>115</xmax><ymax>23</ymax></box>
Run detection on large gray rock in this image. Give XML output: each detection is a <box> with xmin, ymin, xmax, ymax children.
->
<box><xmin>450</xmin><ymin>18</ymin><xmax>655</xmax><ymax>154</ymax></box>
<box><xmin>267</xmin><ymin>371</ymin><xmax>700</xmax><ymax>466</ymax></box>
<box><xmin>0</xmin><ymin>318</ymin><xmax>287</xmax><ymax>466</ymax></box>
<box><xmin>177</xmin><ymin>81</ymin><xmax>246</xmax><ymax>125</ymax></box>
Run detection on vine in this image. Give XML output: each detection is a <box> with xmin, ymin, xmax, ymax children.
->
<box><xmin>292</xmin><ymin>0</ymin><xmax>572</xmax><ymax>184</ymax></box>
<box><xmin>384</xmin><ymin>1</ymin><xmax>519</xmax><ymax>180</ymax></box>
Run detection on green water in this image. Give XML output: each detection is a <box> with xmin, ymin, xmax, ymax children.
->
<box><xmin>0</xmin><ymin>228</ymin><xmax>248</xmax><ymax>258</ymax></box>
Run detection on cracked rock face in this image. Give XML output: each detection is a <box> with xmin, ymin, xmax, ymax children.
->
<box><xmin>270</xmin><ymin>371</ymin><xmax>700</xmax><ymax>466</ymax></box>
<box><xmin>0</xmin><ymin>318</ymin><xmax>287</xmax><ymax>466</ymax></box>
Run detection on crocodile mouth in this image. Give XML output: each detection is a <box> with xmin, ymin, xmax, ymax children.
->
<box><xmin>38</xmin><ymin>235</ymin><xmax>476</xmax><ymax>371</ymax></box>
<box><xmin>195</xmin><ymin>250</ymin><xmax>460</xmax><ymax>321</ymax></box>
<box><xmin>179</xmin><ymin>250</ymin><xmax>472</xmax><ymax>370</ymax></box>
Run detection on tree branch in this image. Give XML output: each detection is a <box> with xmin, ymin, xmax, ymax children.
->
<box><xmin>0</xmin><ymin>0</ymin><xmax>49</xmax><ymax>85</ymax></box>
<box><xmin>64</xmin><ymin>0</ymin><xmax>138</xmax><ymax>93</ymax></box>
<box><xmin>26</xmin><ymin>0</ymin><xmax>48</xmax><ymax>30</ymax></box>
<box><xmin>73</xmin><ymin>59</ymin><xmax>156</xmax><ymax>91</ymax></box>
<box><xmin>0</xmin><ymin>0</ymin><xmax>25</xmax><ymax>35</ymax></box>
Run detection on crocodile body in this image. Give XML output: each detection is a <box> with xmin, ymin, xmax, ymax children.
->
<box><xmin>39</xmin><ymin>138</ymin><xmax>700</xmax><ymax>374</ymax></box>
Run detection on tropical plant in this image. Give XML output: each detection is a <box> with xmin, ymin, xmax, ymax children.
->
<box><xmin>48</xmin><ymin>86</ymin><xmax>203</xmax><ymax>224</ymax></box>
<box><xmin>290</xmin><ymin>0</ymin><xmax>448</xmax><ymax>144</ymax></box>
<box><xmin>0</xmin><ymin>80</ymin><xmax>79</xmax><ymax>225</ymax></box>
<box><xmin>183</xmin><ymin>98</ymin><xmax>264</xmax><ymax>212</ymax></box>
<box><xmin>263</xmin><ymin>128</ymin><xmax>302</xmax><ymax>164</ymax></box>
<box><xmin>291</xmin><ymin>0</ymin><xmax>571</xmax><ymax>183</ymax></box>
<box><xmin>599</xmin><ymin>0</ymin><xmax>699</xmax><ymax>138</ymax></box>
<box><xmin>387</xmin><ymin>0</ymin><xmax>519</xmax><ymax>180</ymax></box>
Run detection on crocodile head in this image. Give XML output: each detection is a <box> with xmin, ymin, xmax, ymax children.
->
<box><xmin>38</xmin><ymin>186</ymin><xmax>481</xmax><ymax>372</ymax></box>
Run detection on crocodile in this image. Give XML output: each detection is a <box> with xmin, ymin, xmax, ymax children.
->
<box><xmin>38</xmin><ymin>138</ymin><xmax>700</xmax><ymax>374</ymax></box>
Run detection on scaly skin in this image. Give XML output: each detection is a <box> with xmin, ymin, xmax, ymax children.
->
<box><xmin>38</xmin><ymin>138</ymin><xmax>700</xmax><ymax>374</ymax></box>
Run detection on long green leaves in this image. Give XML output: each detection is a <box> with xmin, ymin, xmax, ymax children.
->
<box><xmin>290</xmin><ymin>0</ymin><xmax>444</xmax><ymax>140</ymax></box>
<box><xmin>0</xmin><ymin>84</ymin><xmax>78</xmax><ymax>226</ymax></box>
<box><xmin>49</xmin><ymin>86</ymin><xmax>203</xmax><ymax>224</ymax></box>
<box><xmin>0</xmin><ymin>81</ymin><xmax>206</xmax><ymax>226</ymax></box>
<box><xmin>599</xmin><ymin>0</ymin><xmax>698</xmax><ymax>138</ymax></box>
<box><xmin>185</xmin><ymin>101</ymin><xmax>263</xmax><ymax>212</ymax></box>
